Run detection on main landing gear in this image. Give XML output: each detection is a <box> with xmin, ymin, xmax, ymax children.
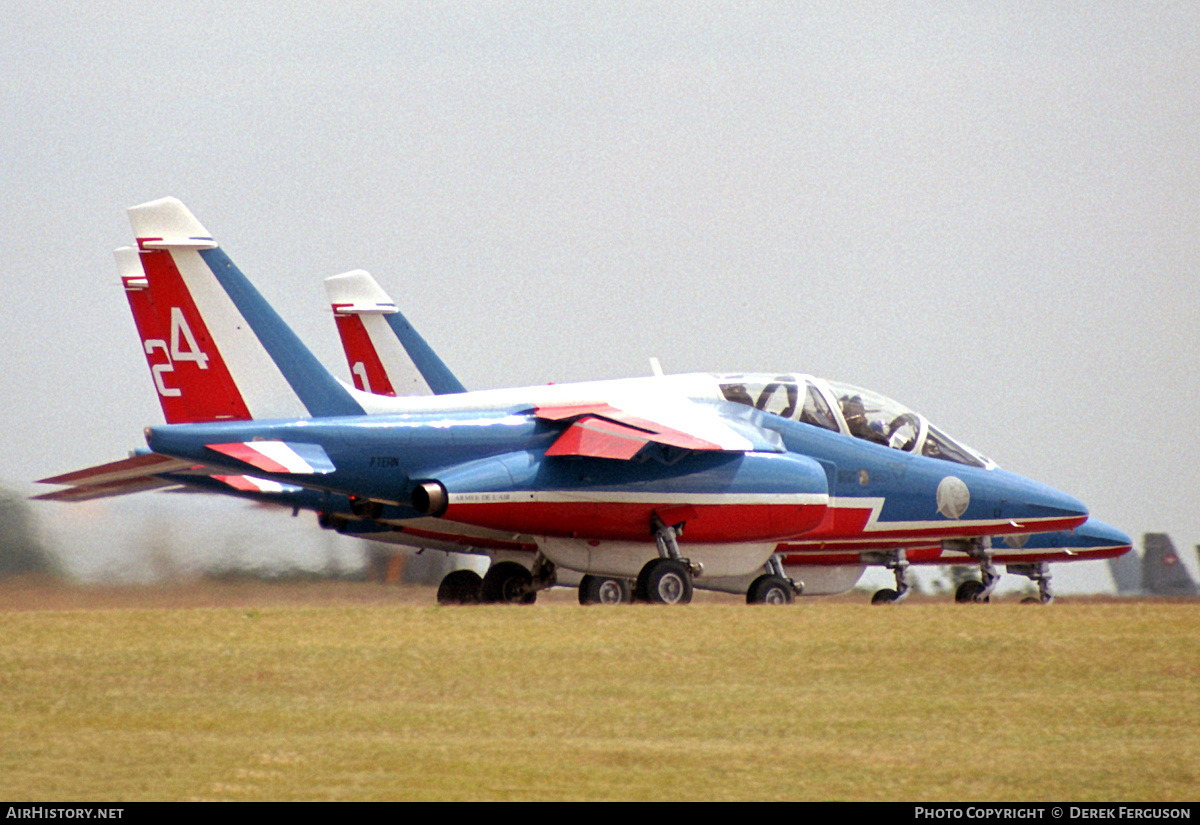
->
<box><xmin>862</xmin><ymin>549</ymin><xmax>911</xmax><ymax>605</ymax></box>
<box><xmin>436</xmin><ymin>569</ymin><xmax>483</xmax><ymax>605</ymax></box>
<box><xmin>746</xmin><ymin>555</ymin><xmax>803</xmax><ymax>605</ymax></box>
<box><xmin>578</xmin><ymin>575</ymin><xmax>633</xmax><ymax>605</ymax></box>
<box><xmin>436</xmin><ymin>555</ymin><xmax>556</xmax><ymax>605</ymax></box>
<box><xmin>633</xmin><ymin>515</ymin><xmax>701</xmax><ymax>605</ymax></box>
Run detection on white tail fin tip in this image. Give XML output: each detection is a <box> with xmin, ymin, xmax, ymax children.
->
<box><xmin>325</xmin><ymin>270</ymin><xmax>398</xmax><ymax>315</ymax></box>
<box><xmin>114</xmin><ymin>246</ymin><xmax>147</xmax><ymax>289</ymax></box>
<box><xmin>127</xmin><ymin>197</ymin><xmax>216</xmax><ymax>249</ymax></box>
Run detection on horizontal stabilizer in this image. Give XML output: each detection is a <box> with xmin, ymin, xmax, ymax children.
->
<box><xmin>213</xmin><ymin>475</ymin><xmax>306</xmax><ymax>494</ymax></box>
<box><xmin>39</xmin><ymin>453</ymin><xmax>197</xmax><ymax>487</ymax></box>
<box><xmin>206</xmin><ymin>441</ymin><xmax>335</xmax><ymax>475</ymax></box>
<box><xmin>32</xmin><ymin>476</ymin><xmax>179</xmax><ymax>502</ymax></box>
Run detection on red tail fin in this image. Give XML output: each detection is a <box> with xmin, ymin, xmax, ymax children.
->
<box><xmin>116</xmin><ymin>246</ymin><xmax>252</xmax><ymax>424</ymax></box>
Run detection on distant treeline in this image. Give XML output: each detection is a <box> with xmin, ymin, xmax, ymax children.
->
<box><xmin>0</xmin><ymin>488</ymin><xmax>58</xmax><ymax>577</ymax></box>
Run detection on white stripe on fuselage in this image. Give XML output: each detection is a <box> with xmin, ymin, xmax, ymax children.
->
<box><xmin>806</xmin><ymin>496</ymin><xmax>1074</xmax><ymax>539</ymax></box>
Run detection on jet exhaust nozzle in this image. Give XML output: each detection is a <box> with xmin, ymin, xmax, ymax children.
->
<box><xmin>412</xmin><ymin>481</ymin><xmax>449</xmax><ymax>517</ymax></box>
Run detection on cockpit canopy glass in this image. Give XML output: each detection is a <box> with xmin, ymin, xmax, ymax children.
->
<box><xmin>716</xmin><ymin>374</ymin><xmax>991</xmax><ymax>469</ymax></box>
<box><xmin>825</xmin><ymin>381</ymin><xmax>920</xmax><ymax>452</ymax></box>
<box><xmin>718</xmin><ymin>375</ymin><xmax>839</xmax><ymax>433</ymax></box>
<box><xmin>825</xmin><ymin>381</ymin><xmax>989</xmax><ymax>468</ymax></box>
<box><xmin>921</xmin><ymin>424</ymin><xmax>987</xmax><ymax>467</ymax></box>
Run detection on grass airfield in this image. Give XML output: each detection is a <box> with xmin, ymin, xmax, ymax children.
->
<box><xmin>1</xmin><ymin>580</ymin><xmax>1197</xmax><ymax>801</ymax></box>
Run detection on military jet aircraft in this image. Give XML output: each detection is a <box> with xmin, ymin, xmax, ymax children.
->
<box><xmin>38</xmin><ymin>197</ymin><xmax>1110</xmax><ymax>606</ymax></box>
<box><xmin>323</xmin><ymin>270</ymin><xmax>1130</xmax><ymax>605</ymax></box>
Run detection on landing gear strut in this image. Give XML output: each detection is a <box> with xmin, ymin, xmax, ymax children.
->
<box><xmin>635</xmin><ymin>515</ymin><xmax>700</xmax><ymax>604</ymax></box>
<box><xmin>1008</xmin><ymin>562</ymin><xmax>1054</xmax><ymax>605</ymax></box>
<box><xmin>949</xmin><ymin>538</ymin><xmax>999</xmax><ymax>603</ymax></box>
<box><xmin>862</xmin><ymin>549</ymin><xmax>910</xmax><ymax>605</ymax></box>
<box><xmin>746</xmin><ymin>555</ymin><xmax>802</xmax><ymax>605</ymax></box>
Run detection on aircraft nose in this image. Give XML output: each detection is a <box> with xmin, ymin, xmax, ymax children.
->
<box><xmin>1074</xmin><ymin>518</ymin><xmax>1133</xmax><ymax>551</ymax></box>
<box><xmin>1004</xmin><ymin>474</ymin><xmax>1089</xmax><ymax>532</ymax></box>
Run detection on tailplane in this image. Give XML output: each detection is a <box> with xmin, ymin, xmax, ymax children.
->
<box><xmin>124</xmin><ymin>197</ymin><xmax>363</xmax><ymax>421</ymax></box>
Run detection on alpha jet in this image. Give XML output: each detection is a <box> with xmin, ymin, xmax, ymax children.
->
<box><xmin>39</xmin><ymin>197</ymin><xmax>1094</xmax><ymax>605</ymax></box>
<box><xmin>321</xmin><ymin>270</ymin><xmax>1130</xmax><ymax>605</ymax></box>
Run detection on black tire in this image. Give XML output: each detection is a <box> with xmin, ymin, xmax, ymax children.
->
<box><xmin>436</xmin><ymin>569</ymin><xmax>483</xmax><ymax>605</ymax></box>
<box><xmin>634</xmin><ymin>563</ymin><xmax>653</xmax><ymax>602</ymax></box>
<box><xmin>481</xmin><ymin>561</ymin><xmax>536</xmax><ymax>605</ymax></box>
<box><xmin>955</xmin><ymin>580</ymin><xmax>989</xmax><ymax>604</ymax></box>
<box><xmin>871</xmin><ymin>588</ymin><xmax>899</xmax><ymax>605</ymax></box>
<box><xmin>639</xmin><ymin>559</ymin><xmax>693</xmax><ymax>605</ymax></box>
<box><xmin>1020</xmin><ymin>596</ymin><xmax>1042</xmax><ymax>605</ymax></box>
<box><xmin>746</xmin><ymin>574</ymin><xmax>795</xmax><ymax>605</ymax></box>
<box><xmin>578</xmin><ymin>575</ymin><xmax>631</xmax><ymax>605</ymax></box>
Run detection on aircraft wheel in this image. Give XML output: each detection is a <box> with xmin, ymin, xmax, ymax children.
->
<box><xmin>871</xmin><ymin>588</ymin><xmax>900</xmax><ymax>605</ymax></box>
<box><xmin>481</xmin><ymin>561</ymin><xmax>537</xmax><ymax>605</ymax></box>
<box><xmin>747</xmin><ymin>574</ymin><xmax>795</xmax><ymax>605</ymax></box>
<box><xmin>578</xmin><ymin>575</ymin><xmax>631</xmax><ymax>605</ymax></box>
<box><xmin>955</xmin><ymin>580</ymin><xmax>989</xmax><ymax>604</ymax></box>
<box><xmin>637</xmin><ymin>559</ymin><xmax>693</xmax><ymax>605</ymax></box>
<box><xmin>436</xmin><ymin>569</ymin><xmax>483</xmax><ymax>605</ymax></box>
<box><xmin>1020</xmin><ymin>596</ymin><xmax>1043</xmax><ymax>605</ymax></box>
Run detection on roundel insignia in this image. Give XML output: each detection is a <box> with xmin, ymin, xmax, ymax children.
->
<box><xmin>1003</xmin><ymin>533</ymin><xmax>1029</xmax><ymax>549</ymax></box>
<box><xmin>936</xmin><ymin>476</ymin><xmax>970</xmax><ymax>519</ymax></box>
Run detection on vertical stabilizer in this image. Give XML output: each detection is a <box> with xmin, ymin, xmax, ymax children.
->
<box><xmin>118</xmin><ymin>245</ymin><xmax>245</xmax><ymax>424</ymax></box>
<box><xmin>1142</xmin><ymin>533</ymin><xmax>1198</xmax><ymax>596</ymax></box>
<box><xmin>126</xmin><ymin>197</ymin><xmax>363</xmax><ymax>420</ymax></box>
<box><xmin>325</xmin><ymin>269</ymin><xmax>466</xmax><ymax>396</ymax></box>
<box><xmin>1107</xmin><ymin>546</ymin><xmax>1142</xmax><ymax>595</ymax></box>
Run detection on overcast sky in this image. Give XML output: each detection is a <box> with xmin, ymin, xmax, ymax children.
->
<box><xmin>2</xmin><ymin>3</ymin><xmax>1197</xmax><ymax>592</ymax></box>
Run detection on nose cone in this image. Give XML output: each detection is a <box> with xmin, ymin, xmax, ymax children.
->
<box><xmin>1023</xmin><ymin>485</ymin><xmax>1089</xmax><ymax>529</ymax></box>
<box><xmin>1072</xmin><ymin>519</ymin><xmax>1133</xmax><ymax>554</ymax></box>
<box><xmin>988</xmin><ymin>469</ymin><xmax>1089</xmax><ymax>532</ymax></box>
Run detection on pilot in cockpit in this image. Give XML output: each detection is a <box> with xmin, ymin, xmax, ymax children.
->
<box><xmin>840</xmin><ymin>395</ymin><xmax>888</xmax><ymax>446</ymax></box>
<box><xmin>842</xmin><ymin>396</ymin><xmax>868</xmax><ymax>438</ymax></box>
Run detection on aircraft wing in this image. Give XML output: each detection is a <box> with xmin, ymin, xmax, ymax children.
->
<box><xmin>535</xmin><ymin>397</ymin><xmax>784</xmax><ymax>460</ymax></box>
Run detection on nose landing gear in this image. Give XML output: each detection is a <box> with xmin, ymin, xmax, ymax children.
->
<box><xmin>1008</xmin><ymin>562</ymin><xmax>1054</xmax><ymax>605</ymax></box>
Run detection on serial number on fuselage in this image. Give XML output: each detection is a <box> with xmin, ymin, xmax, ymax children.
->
<box><xmin>368</xmin><ymin>456</ymin><xmax>400</xmax><ymax>468</ymax></box>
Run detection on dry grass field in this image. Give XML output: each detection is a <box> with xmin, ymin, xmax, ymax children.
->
<box><xmin>1</xmin><ymin>580</ymin><xmax>1197</xmax><ymax>801</ymax></box>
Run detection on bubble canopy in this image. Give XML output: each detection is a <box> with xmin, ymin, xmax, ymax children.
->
<box><xmin>713</xmin><ymin>374</ymin><xmax>993</xmax><ymax>469</ymax></box>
